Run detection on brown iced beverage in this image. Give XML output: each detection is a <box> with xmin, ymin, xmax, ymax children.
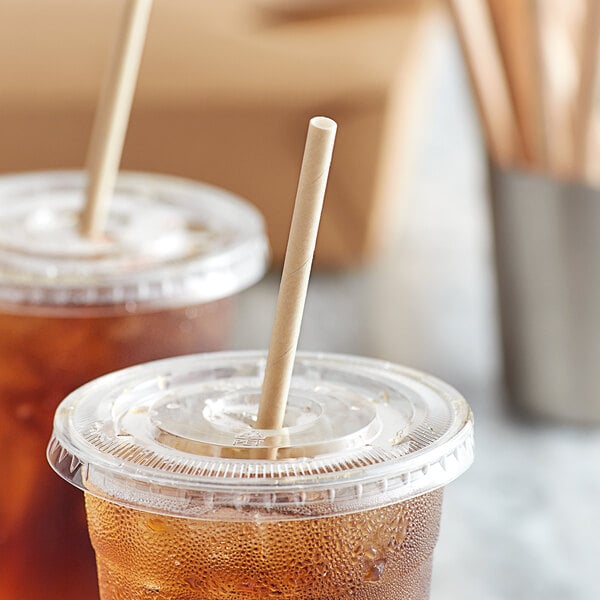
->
<box><xmin>48</xmin><ymin>352</ymin><xmax>474</xmax><ymax>600</ymax></box>
<box><xmin>85</xmin><ymin>489</ymin><xmax>443</xmax><ymax>600</ymax></box>
<box><xmin>0</xmin><ymin>171</ymin><xmax>268</xmax><ymax>600</ymax></box>
<box><xmin>0</xmin><ymin>303</ymin><xmax>229</xmax><ymax>599</ymax></box>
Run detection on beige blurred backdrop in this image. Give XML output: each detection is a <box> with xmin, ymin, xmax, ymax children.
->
<box><xmin>0</xmin><ymin>0</ymin><xmax>443</xmax><ymax>266</ymax></box>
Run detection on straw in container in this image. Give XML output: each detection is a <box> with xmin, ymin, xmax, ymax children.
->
<box><xmin>258</xmin><ymin>116</ymin><xmax>337</xmax><ymax>430</ymax></box>
<box><xmin>48</xmin><ymin>350</ymin><xmax>474</xmax><ymax>599</ymax></box>
<box><xmin>0</xmin><ymin>170</ymin><xmax>269</xmax><ymax>600</ymax></box>
<box><xmin>81</xmin><ymin>0</ymin><xmax>153</xmax><ymax>238</ymax></box>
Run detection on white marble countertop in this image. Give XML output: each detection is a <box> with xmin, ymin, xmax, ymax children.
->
<box><xmin>230</xmin><ymin>30</ymin><xmax>600</xmax><ymax>600</ymax></box>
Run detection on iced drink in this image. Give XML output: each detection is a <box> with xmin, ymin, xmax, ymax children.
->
<box><xmin>48</xmin><ymin>352</ymin><xmax>474</xmax><ymax>599</ymax></box>
<box><xmin>0</xmin><ymin>171</ymin><xmax>269</xmax><ymax>600</ymax></box>
<box><xmin>85</xmin><ymin>489</ymin><xmax>443</xmax><ymax>599</ymax></box>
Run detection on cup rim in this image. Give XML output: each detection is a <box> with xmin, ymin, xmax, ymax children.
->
<box><xmin>47</xmin><ymin>351</ymin><xmax>474</xmax><ymax>519</ymax></box>
<box><xmin>0</xmin><ymin>170</ymin><xmax>270</xmax><ymax>315</ymax></box>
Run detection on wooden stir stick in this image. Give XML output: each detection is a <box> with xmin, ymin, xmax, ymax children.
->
<box><xmin>573</xmin><ymin>0</ymin><xmax>600</xmax><ymax>181</ymax></box>
<box><xmin>256</xmin><ymin>117</ymin><xmax>337</xmax><ymax>431</ymax></box>
<box><xmin>447</xmin><ymin>0</ymin><xmax>524</xmax><ymax>166</ymax></box>
<box><xmin>536</xmin><ymin>0</ymin><xmax>584</xmax><ymax>178</ymax></box>
<box><xmin>487</xmin><ymin>0</ymin><xmax>546</xmax><ymax>168</ymax></box>
<box><xmin>80</xmin><ymin>0</ymin><xmax>153</xmax><ymax>238</ymax></box>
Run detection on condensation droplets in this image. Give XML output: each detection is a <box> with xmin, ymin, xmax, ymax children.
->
<box><xmin>85</xmin><ymin>488</ymin><xmax>444</xmax><ymax>599</ymax></box>
<box><xmin>364</xmin><ymin>558</ymin><xmax>387</xmax><ymax>583</ymax></box>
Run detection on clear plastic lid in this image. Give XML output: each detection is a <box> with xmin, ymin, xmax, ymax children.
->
<box><xmin>48</xmin><ymin>351</ymin><xmax>474</xmax><ymax>520</ymax></box>
<box><xmin>0</xmin><ymin>171</ymin><xmax>269</xmax><ymax>314</ymax></box>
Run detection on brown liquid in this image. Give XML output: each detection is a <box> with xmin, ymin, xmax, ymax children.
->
<box><xmin>0</xmin><ymin>299</ymin><xmax>231</xmax><ymax>600</ymax></box>
<box><xmin>85</xmin><ymin>489</ymin><xmax>443</xmax><ymax>600</ymax></box>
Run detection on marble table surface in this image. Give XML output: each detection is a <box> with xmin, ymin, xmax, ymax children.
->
<box><xmin>230</xmin><ymin>30</ymin><xmax>600</xmax><ymax>600</ymax></box>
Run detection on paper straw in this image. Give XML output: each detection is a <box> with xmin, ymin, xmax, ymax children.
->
<box><xmin>80</xmin><ymin>0</ymin><xmax>153</xmax><ymax>238</ymax></box>
<box><xmin>256</xmin><ymin>116</ymin><xmax>337</xmax><ymax>430</ymax></box>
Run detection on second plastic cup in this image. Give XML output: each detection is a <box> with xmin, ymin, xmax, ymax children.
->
<box><xmin>49</xmin><ymin>351</ymin><xmax>474</xmax><ymax>600</ymax></box>
<box><xmin>0</xmin><ymin>171</ymin><xmax>268</xmax><ymax>600</ymax></box>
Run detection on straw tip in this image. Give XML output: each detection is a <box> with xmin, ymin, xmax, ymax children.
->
<box><xmin>310</xmin><ymin>116</ymin><xmax>337</xmax><ymax>132</ymax></box>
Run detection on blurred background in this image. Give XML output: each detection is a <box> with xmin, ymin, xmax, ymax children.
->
<box><xmin>1</xmin><ymin>1</ymin><xmax>599</xmax><ymax>598</ymax></box>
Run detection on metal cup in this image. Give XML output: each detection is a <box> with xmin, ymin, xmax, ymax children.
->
<box><xmin>490</xmin><ymin>167</ymin><xmax>600</xmax><ymax>424</ymax></box>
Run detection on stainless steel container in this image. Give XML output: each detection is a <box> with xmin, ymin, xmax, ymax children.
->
<box><xmin>490</xmin><ymin>167</ymin><xmax>600</xmax><ymax>424</ymax></box>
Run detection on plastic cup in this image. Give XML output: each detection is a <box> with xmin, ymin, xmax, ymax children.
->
<box><xmin>0</xmin><ymin>171</ymin><xmax>269</xmax><ymax>600</ymax></box>
<box><xmin>48</xmin><ymin>351</ymin><xmax>474</xmax><ymax>599</ymax></box>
